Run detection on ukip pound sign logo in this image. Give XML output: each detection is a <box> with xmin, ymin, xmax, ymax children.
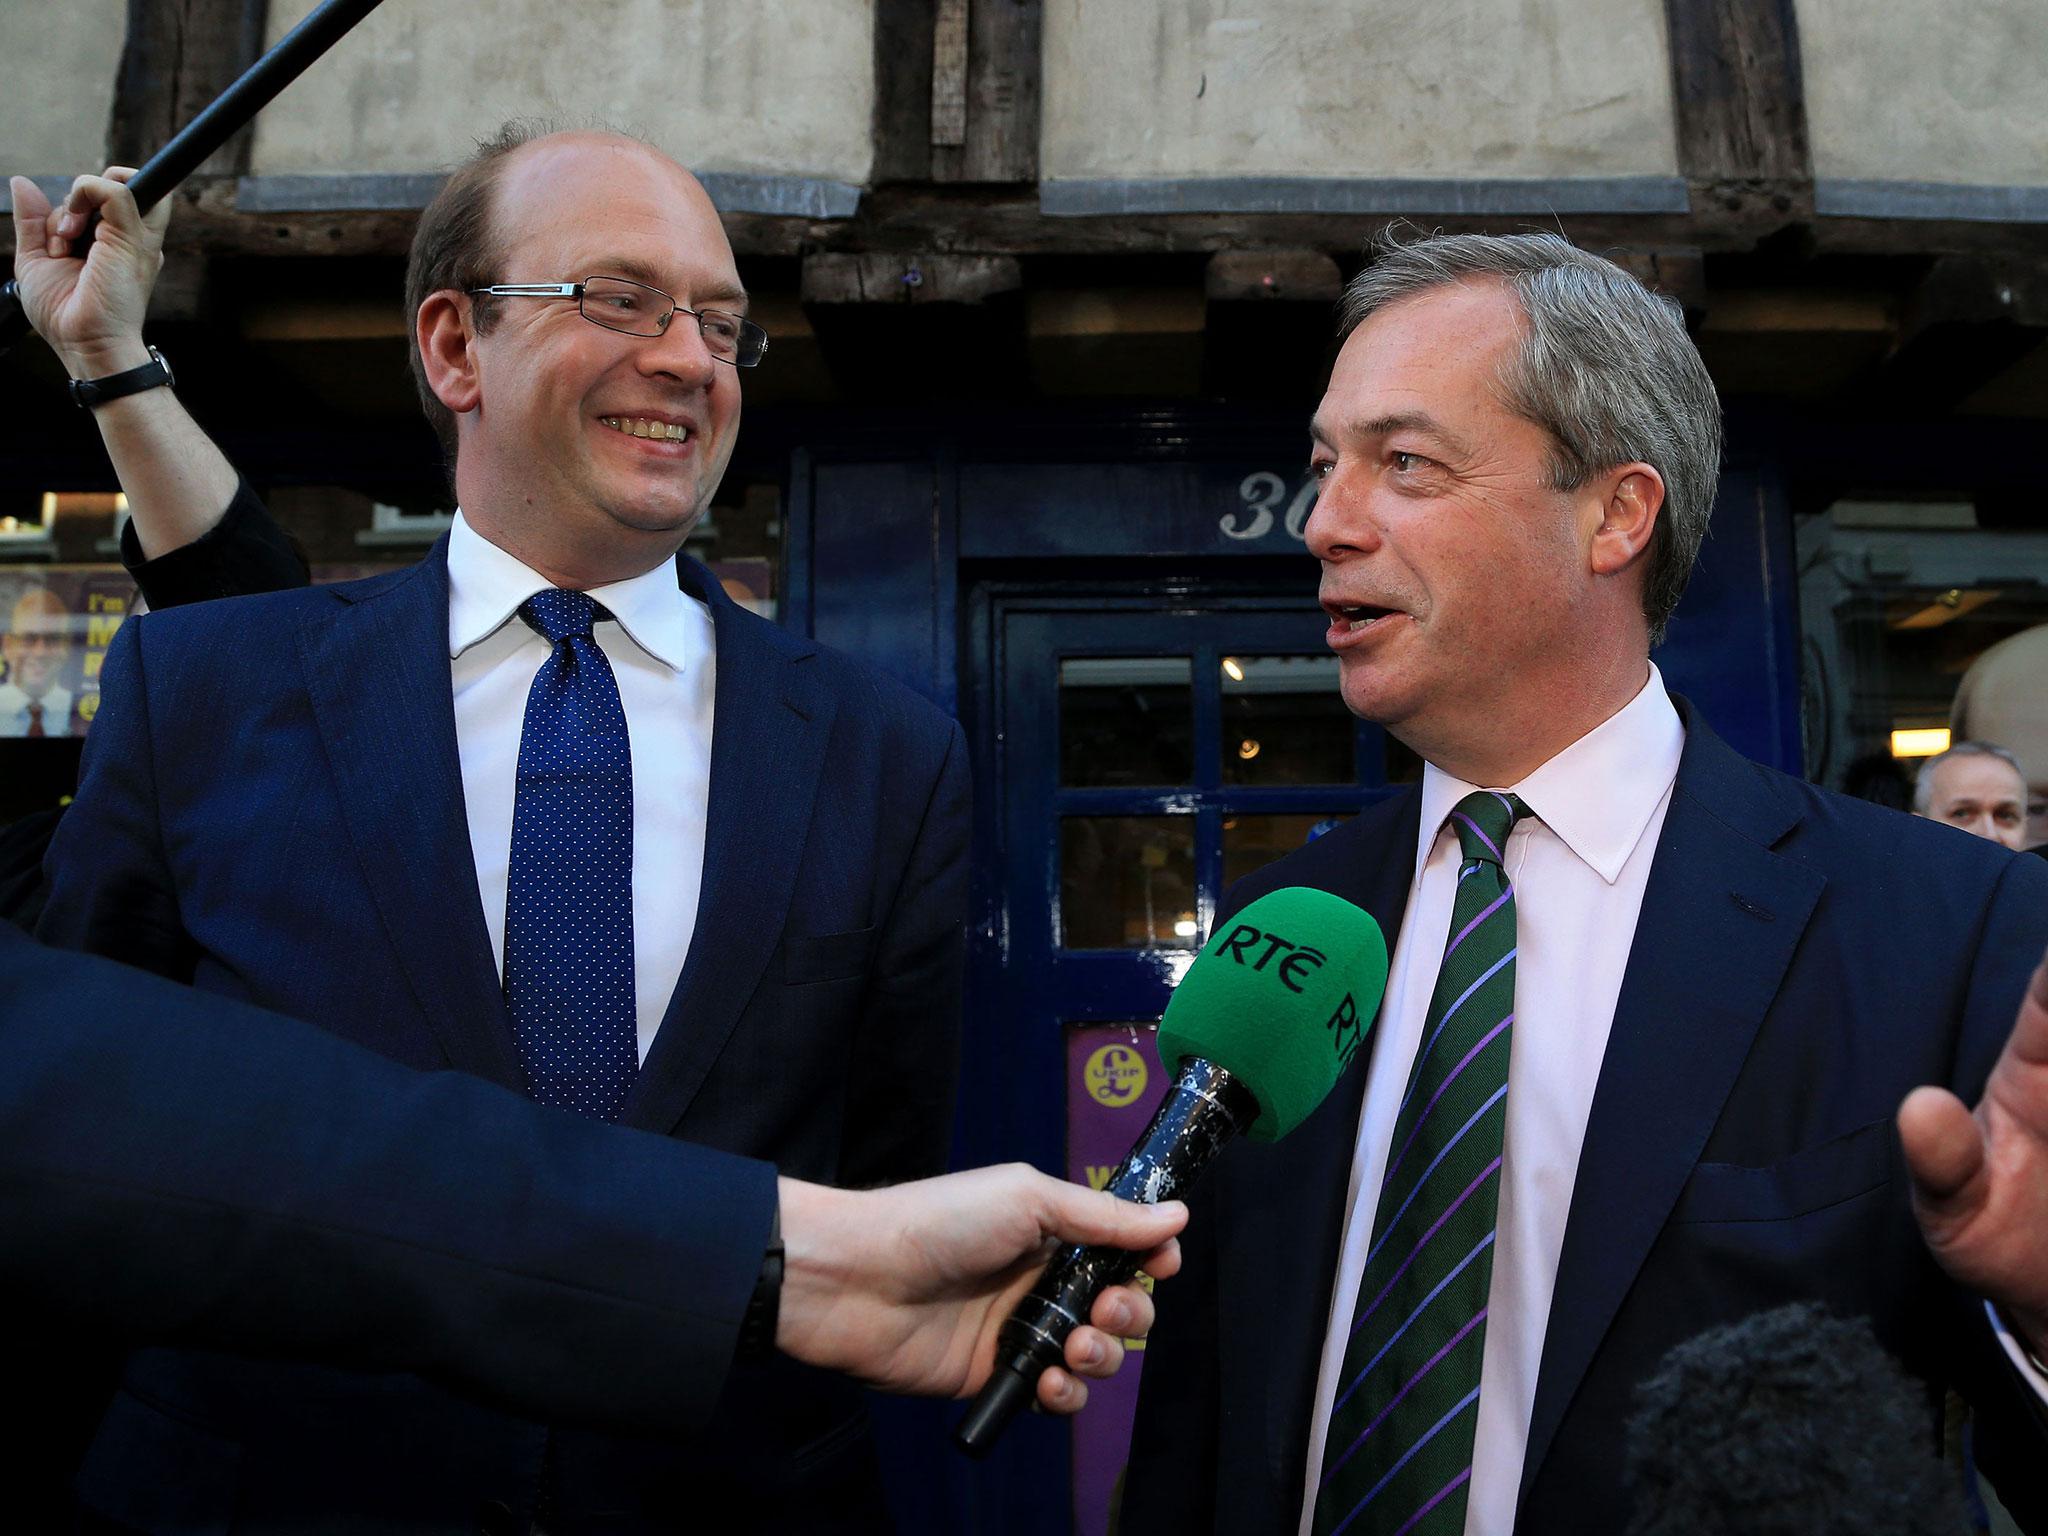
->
<box><xmin>1084</xmin><ymin>1042</ymin><xmax>1149</xmax><ymax>1108</ymax></box>
<box><xmin>1213</xmin><ymin>923</ymin><xmax>1328</xmax><ymax>994</ymax></box>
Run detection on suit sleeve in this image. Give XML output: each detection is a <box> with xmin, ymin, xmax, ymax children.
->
<box><xmin>120</xmin><ymin>478</ymin><xmax>309</xmax><ymax>609</ymax></box>
<box><xmin>36</xmin><ymin>615</ymin><xmax>196</xmax><ymax>980</ymax></box>
<box><xmin>0</xmin><ymin>924</ymin><xmax>775</xmax><ymax>1436</ymax></box>
<box><xmin>836</xmin><ymin>715</ymin><xmax>970</xmax><ymax>1188</ymax></box>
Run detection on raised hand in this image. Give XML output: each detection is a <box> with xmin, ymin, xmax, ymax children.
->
<box><xmin>9</xmin><ymin>167</ymin><xmax>168</xmax><ymax>379</ymax></box>
<box><xmin>776</xmin><ymin>1164</ymin><xmax>1186</xmax><ymax>1412</ymax></box>
<box><xmin>1900</xmin><ymin>946</ymin><xmax>2048</xmax><ymax>1357</ymax></box>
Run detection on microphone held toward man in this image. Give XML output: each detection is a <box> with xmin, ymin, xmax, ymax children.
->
<box><xmin>958</xmin><ymin>887</ymin><xmax>1391</xmax><ymax>1454</ymax></box>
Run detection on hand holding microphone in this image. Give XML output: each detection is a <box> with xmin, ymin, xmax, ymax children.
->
<box><xmin>956</xmin><ymin>887</ymin><xmax>1389</xmax><ymax>1454</ymax></box>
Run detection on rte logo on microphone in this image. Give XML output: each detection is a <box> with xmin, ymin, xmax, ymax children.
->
<box><xmin>1211</xmin><ymin>922</ymin><xmax>1328</xmax><ymax>993</ymax></box>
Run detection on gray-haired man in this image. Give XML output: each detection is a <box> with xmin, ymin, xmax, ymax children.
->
<box><xmin>1124</xmin><ymin>231</ymin><xmax>2048</xmax><ymax>1536</ymax></box>
<box><xmin>1916</xmin><ymin>740</ymin><xmax>2032</xmax><ymax>851</ymax></box>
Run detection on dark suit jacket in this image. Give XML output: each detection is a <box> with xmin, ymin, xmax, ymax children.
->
<box><xmin>1124</xmin><ymin>704</ymin><xmax>2048</xmax><ymax>1535</ymax></box>
<box><xmin>39</xmin><ymin>539</ymin><xmax>969</xmax><ymax>1534</ymax></box>
<box><xmin>0</xmin><ymin>922</ymin><xmax>773</xmax><ymax>1431</ymax></box>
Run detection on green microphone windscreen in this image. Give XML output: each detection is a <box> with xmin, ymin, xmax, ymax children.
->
<box><xmin>1155</xmin><ymin>886</ymin><xmax>1388</xmax><ymax>1143</ymax></box>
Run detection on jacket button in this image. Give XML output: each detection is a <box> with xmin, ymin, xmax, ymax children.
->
<box><xmin>476</xmin><ymin>1499</ymin><xmax>524</xmax><ymax>1536</ymax></box>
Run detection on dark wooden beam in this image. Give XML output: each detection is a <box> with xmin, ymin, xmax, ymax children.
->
<box><xmin>932</xmin><ymin>0</ymin><xmax>1042</xmax><ymax>185</ymax></box>
<box><xmin>108</xmin><ymin>0</ymin><xmax>268</xmax><ymax>175</ymax></box>
<box><xmin>930</xmin><ymin>0</ymin><xmax>970</xmax><ymax>149</ymax></box>
<box><xmin>1663</xmin><ymin>0</ymin><xmax>1808</xmax><ymax>181</ymax></box>
<box><xmin>1854</xmin><ymin>255</ymin><xmax>2048</xmax><ymax>414</ymax></box>
<box><xmin>1906</xmin><ymin>255</ymin><xmax>2048</xmax><ymax>332</ymax></box>
<box><xmin>872</xmin><ymin>0</ymin><xmax>938</xmax><ymax>183</ymax></box>
<box><xmin>801</xmin><ymin>253</ymin><xmax>1022</xmax><ymax>305</ymax></box>
<box><xmin>1607</xmin><ymin>248</ymin><xmax>1709</xmax><ymax>317</ymax></box>
<box><xmin>14</xmin><ymin>176</ymin><xmax>2048</xmax><ymax>268</ymax></box>
<box><xmin>1204</xmin><ymin>250</ymin><xmax>1342</xmax><ymax>304</ymax></box>
<box><xmin>1662</xmin><ymin>0</ymin><xmax>1809</xmax><ymax>242</ymax></box>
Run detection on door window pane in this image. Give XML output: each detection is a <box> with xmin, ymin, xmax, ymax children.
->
<box><xmin>1222</xmin><ymin>812</ymin><xmax>1351</xmax><ymax>890</ymax></box>
<box><xmin>1060</xmin><ymin>657</ymin><xmax>1194</xmax><ymax>786</ymax></box>
<box><xmin>1221</xmin><ymin>655</ymin><xmax>1353</xmax><ymax>785</ymax></box>
<box><xmin>1060</xmin><ymin>816</ymin><xmax>1197</xmax><ymax>948</ymax></box>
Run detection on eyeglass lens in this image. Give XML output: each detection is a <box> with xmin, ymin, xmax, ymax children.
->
<box><xmin>578</xmin><ymin>276</ymin><xmax>760</xmax><ymax>364</ymax></box>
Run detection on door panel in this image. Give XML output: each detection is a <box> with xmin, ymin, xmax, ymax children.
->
<box><xmin>960</xmin><ymin>592</ymin><xmax>1400</xmax><ymax>1536</ymax></box>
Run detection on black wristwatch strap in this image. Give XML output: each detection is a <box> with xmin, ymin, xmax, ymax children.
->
<box><xmin>738</xmin><ymin>1203</ymin><xmax>784</xmax><ymax>1358</ymax></box>
<box><xmin>69</xmin><ymin>346</ymin><xmax>174</xmax><ymax>410</ymax></box>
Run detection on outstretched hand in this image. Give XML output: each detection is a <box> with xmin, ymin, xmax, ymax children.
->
<box><xmin>9</xmin><ymin>167</ymin><xmax>167</xmax><ymax>378</ymax></box>
<box><xmin>1900</xmin><ymin>945</ymin><xmax>2048</xmax><ymax>1356</ymax></box>
<box><xmin>776</xmin><ymin>1164</ymin><xmax>1186</xmax><ymax>1413</ymax></box>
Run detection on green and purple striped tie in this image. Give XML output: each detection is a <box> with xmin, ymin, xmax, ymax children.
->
<box><xmin>1311</xmin><ymin>790</ymin><xmax>1529</xmax><ymax>1536</ymax></box>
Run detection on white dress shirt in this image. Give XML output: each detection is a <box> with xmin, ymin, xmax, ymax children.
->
<box><xmin>0</xmin><ymin>681</ymin><xmax>73</xmax><ymax>737</ymax></box>
<box><xmin>445</xmin><ymin>513</ymin><xmax>715</xmax><ymax>1063</ymax></box>
<box><xmin>1300</xmin><ymin>665</ymin><xmax>1684</xmax><ymax>1535</ymax></box>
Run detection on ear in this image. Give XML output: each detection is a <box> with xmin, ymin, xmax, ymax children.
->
<box><xmin>1588</xmin><ymin>463</ymin><xmax>1664</xmax><ymax>578</ymax></box>
<box><xmin>416</xmin><ymin>291</ymin><xmax>482</xmax><ymax>417</ymax></box>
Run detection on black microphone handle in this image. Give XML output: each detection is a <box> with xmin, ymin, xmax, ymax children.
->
<box><xmin>954</xmin><ymin>1056</ymin><xmax>1258</xmax><ymax>1458</ymax></box>
<box><xmin>1</xmin><ymin>0</ymin><xmax>392</xmax><ymax>353</ymax></box>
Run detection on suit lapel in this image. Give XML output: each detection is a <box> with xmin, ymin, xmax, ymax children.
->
<box><xmin>1218</xmin><ymin>791</ymin><xmax>1422</xmax><ymax>1503</ymax></box>
<box><xmin>1518</xmin><ymin>708</ymin><xmax>1825</xmax><ymax>1500</ymax></box>
<box><xmin>623</xmin><ymin>562</ymin><xmax>835</xmax><ymax>1134</ymax></box>
<box><xmin>296</xmin><ymin>543</ymin><xmax>524</xmax><ymax>1090</ymax></box>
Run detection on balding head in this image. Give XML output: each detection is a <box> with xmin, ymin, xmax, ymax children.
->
<box><xmin>3</xmin><ymin>585</ymin><xmax>68</xmax><ymax>697</ymax></box>
<box><xmin>404</xmin><ymin>123</ymin><xmax>747</xmax><ymax>588</ymax></box>
<box><xmin>404</xmin><ymin>123</ymin><xmax>722</xmax><ymax>469</ymax></box>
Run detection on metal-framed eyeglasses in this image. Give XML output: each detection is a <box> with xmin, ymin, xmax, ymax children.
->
<box><xmin>466</xmin><ymin>275</ymin><xmax>768</xmax><ymax>367</ymax></box>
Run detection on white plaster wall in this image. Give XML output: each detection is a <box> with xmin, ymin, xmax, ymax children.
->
<box><xmin>1798</xmin><ymin>0</ymin><xmax>2048</xmax><ymax>186</ymax></box>
<box><xmin>0</xmin><ymin>0</ymin><xmax>127</xmax><ymax>174</ymax></box>
<box><xmin>249</xmin><ymin>0</ymin><xmax>874</xmax><ymax>182</ymax></box>
<box><xmin>1043</xmin><ymin>0</ymin><xmax>1680</xmax><ymax>181</ymax></box>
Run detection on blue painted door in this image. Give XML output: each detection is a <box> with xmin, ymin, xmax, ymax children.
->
<box><xmin>954</xmin><ymin>587</ymin><xmax>1410</xmax><ymax>1536</ymax></box>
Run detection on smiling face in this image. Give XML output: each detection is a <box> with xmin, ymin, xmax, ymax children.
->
<box><xmin>427</xmin><ymin>134</ymin><xmax>745</xmax><ymax>588</ymax></box>
<box><xmin>1305</xmin><ymin>280</ymin><xmax>1661</xmax><ymax>784</ymax></box>
<box><xmin>2</xmin><ymin>588</ymin><xmax>68</xmax><ymax>698</ymax></box>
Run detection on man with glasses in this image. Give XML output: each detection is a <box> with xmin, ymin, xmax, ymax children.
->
<box><xmin>22</xmin><ymin>126</ymin><xmax>969</xmax><ymax>1534</ymax></box>
<box><xmin>0</xmin><ymin>584</ymin><xmax>77</xmax><ymax>737</ymax></box>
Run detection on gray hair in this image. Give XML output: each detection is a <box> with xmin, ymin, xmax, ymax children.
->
<box><xmin>1338</xmin><ymin>230</ymin><xmax>1723</xmax><ymax>645</ymax></box>
<box><xmin>1913</xmin><ymin>740</ymin><xmax>2025</xmax><ymax>813</ymax></box>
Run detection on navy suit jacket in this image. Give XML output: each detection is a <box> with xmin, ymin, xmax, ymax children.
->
<box><xmin>39</xmin><ymin>541</ymin><xmax>969</xmax><ymax>1534</ymax></box>
<box><xmin>0</xmin><ymin>922</ymin><xmax>774</xmax><ymax>1430</ymax></box>
<box><xmin>1124</xmin><ymin>705</ymin><xmax>2048</xmax><ymax>1535</ymax></box>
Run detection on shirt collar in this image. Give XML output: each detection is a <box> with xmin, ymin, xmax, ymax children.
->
<box><xmin>445</xmin><ymin>510</ymin><xmax>696</xmax><ymax>672</ymax></box>
<box><xmin>1415</xmin><ymin>663</ymin><xmax>1685</xmax><ymax>886</ymax></box>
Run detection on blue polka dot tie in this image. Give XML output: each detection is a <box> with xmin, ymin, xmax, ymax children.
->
<box><xmin>503</xmin><ymin>589</ymin><xmax>637</xmax><ymax>1122</ymax></box>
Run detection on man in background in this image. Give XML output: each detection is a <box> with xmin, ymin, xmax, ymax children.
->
<box><xmin>1916</xmin><ymin>741</ymin><xmax>2034</xmax><ymax>852</ymax></box>
<box><xmin>0</xmin><ymin>584</ymin><xmax>76</xmax><ymax>737</ymax></box>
